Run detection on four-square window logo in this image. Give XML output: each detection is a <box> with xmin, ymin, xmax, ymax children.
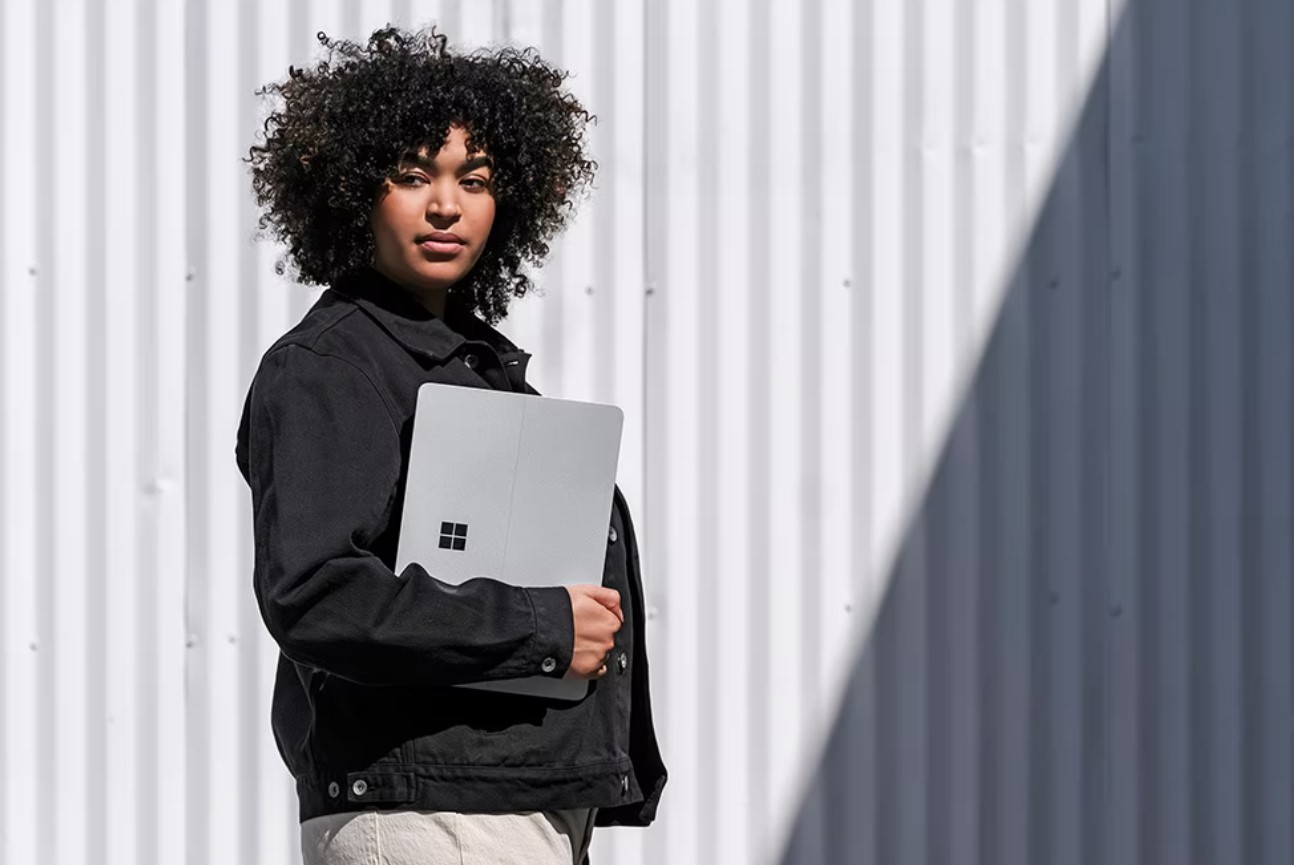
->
<box><xmin>439</xmin><ymin>521</ymin><xmax>468</xmax><ymax>551</ymax></box>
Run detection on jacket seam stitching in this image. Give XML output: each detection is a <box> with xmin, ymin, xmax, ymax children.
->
<box><xmin>267</xmin><ymin>342</ymin><xmax>402</xmax><ymax>443</ymax></box>
<box><xmin>524</xmin><ymin>587</ymin><xmax>541</xmax><ymax>672</ymax></box>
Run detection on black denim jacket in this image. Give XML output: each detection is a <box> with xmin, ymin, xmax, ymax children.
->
<box><xmin>235</xmin><ymin>267</ymin><xmax>666</xmax><ymax>824</ymax></box>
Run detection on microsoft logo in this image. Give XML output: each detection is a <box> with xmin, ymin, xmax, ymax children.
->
<box><xmin>439</xmin><ymin>521</ymin><xmax>468</xmax><ymax>551</ymax></box>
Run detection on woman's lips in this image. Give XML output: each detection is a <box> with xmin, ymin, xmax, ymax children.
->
<box><xmin>414</xmin><ymin>231</ymin><xmax>465</xmax><ymax>255</ymax></box>
<box><xmin>418</xmin><ymin>238</ymin><xmax>465</xmax><ymax>255</ymax></box>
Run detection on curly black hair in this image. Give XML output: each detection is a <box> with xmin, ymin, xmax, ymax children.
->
<box><xmin>247</xmin><ymin>26</ymin><xmax>596</xmax><ymax>323</ymax></box>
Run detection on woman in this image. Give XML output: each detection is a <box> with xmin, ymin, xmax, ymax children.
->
<box><xmin>237</xmin><ymin>26</ymin><xmax>666</xmax><ymax>865</ymax></box>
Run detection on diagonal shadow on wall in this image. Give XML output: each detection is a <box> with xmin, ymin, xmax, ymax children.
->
<box><xmin>779</xmin><ymin>1</ymin><xmax>1293</xmax><ymax>863</ymax></box>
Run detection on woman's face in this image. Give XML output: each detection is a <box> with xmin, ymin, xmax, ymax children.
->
<box><xmin>370</xmin><ymin>125</ymin><xmax>496</xmax><ymax>301</ymax></box>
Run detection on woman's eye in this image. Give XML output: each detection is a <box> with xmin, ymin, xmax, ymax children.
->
<box><xmin>462</xmin><ymin>177</ymin><xmax>490</xmax><ymax>191</ymax></box>
<box><xmin>397</xmin><ymin>174</ymin><xmax>426</xmax><ymax>186</ymax></box>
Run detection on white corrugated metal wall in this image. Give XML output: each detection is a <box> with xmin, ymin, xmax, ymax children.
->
<box><xmin>0</xmin><ymin>1</ymin><xmax>1289</xmax><ymax>864</ymax></box>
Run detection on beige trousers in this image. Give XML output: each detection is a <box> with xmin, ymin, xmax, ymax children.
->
<box><xmin>300</xmin><ymin>808</ymin><xmax>597</xmax><ymax>865</ymax></box>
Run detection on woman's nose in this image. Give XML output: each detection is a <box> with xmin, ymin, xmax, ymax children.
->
<box><xmin>425</xmin><ymin>183</ymin><xmax>461</xmax><ymax>219</ymax></box>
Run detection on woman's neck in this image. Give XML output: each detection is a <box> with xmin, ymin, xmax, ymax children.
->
<box><xmin>369</xmin><ymin>262</ymin><xmax>449</xmax><ymax>318</ymax></box>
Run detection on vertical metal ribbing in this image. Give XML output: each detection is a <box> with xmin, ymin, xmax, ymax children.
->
<box><xmin>947</xmin><ymin>1</ymin><xmax>982</xmax><ymax>862</ymax></box>
<box><xmin>0</xmin><ymin>0</ymin><xmax>9</xmax><ymax>855</ymax></box>
<box><xmin>539</xmin><ymin>2</ymin><xmax>565</xmax><ymax>394</ymax></box>
<box><xmin>1185</xmin><ymin>0</ymin><xmax>1211</xmax><ymax>861</ymax></box>
<box><xmin>135</xmin><ymin>5</ymin><xmax>161</xmax><ymax>863</ymax></box>
<box><xmin>1132</xmin><ymin>0</ymin><xmax>1162</xmax><ymax>858</ymax></box>
<box><xmin>1156</xmin><ymin>2</ymin><xmax>1195</xmax><ymax>857</ymax></box>
<box><xmin>1184</xmin><ymin>0</ymin><xmax>1214</xmax><ymax>856</ymax></box>
<box><xmin>1200</xmin><ymin>0</ymin><xmax>1246</xmax><ymax>859</ymax></box>
<box><xmin>1253</xmin><ymin>7</ymin><xmax>1294</xmax><ymax>864</ymax></box>
<box><xmin>492</xmin><ymin>0</ymin><xmax>509</xmax><ymax>45</ymax></box>
<box><xmin>439</xmin><ymin>1</ymin><xmax>463</xmax><ymax>54</ymax></box>
<box><xmin>844</xmin><ymin>0</ymin><xmax>877</xmax><ymax>861</ymax></box>
<box><xmin>591</xmin><ymin>0</ymin><xmax>617</xmax><ymax>405</ymax></box>
<box><xmin>745</xmin><ymin>0</ymin><xmax>772</xmax><ymax>853</ymax></box>
<box><xmin>85</xmin><ymin>0</ymin><xmax>110</xmax><ymax>857</ymax></box>
<box><xmin>694</xmin><ymin>0</ymin><xmax>720</xmax><ymax>861</ymax></box>
<box><xmin>641</xmin><ymin>0</ymin><xmax>669</xmax><ymax>859</ymax></box>
<box><xmin>286</xmin><ymin>0</ymin><xmax>311</xmax><ymax>325</ymax></box>
<box><xmin>236</xmin><ymin>1</ymin><xmax>262</xmax><ymax>863</ymax></box>
<box><xmin>1106</xmin><ymin>3</ymin><xmax>1144</xmax><ymax>864</ymax></box>
<box><xmin>33</xmin><ymin>0</ymin><xmax>57</xmax><ymax>859</ymax></box>
<box><xmin>983</xmin><ymin>2</ymin><xmax>1029</xmax><ymax>863</ymax></box>
<box><xmin>343</xmin><ymin>0</ymin><xmax>360</xmax><ymax>39</ymax></box>
<box><xmin>796</xmin><ymin>0</ymin><xmax>825</xmax><ymax>853</ymax></box>
<box><xmin>899</xmin><ymin>1</ymin><xmax>928</xmax><ymax>861</ymax></box>
<box><xmin>1236</xmin><ymin>8</ymin><xmax>1263</xmax><ymax>863</ymax></box>
<box><xmin>183</xmin><ymin>0</ymin><xmax>210</xmax><ymax>862</ymax></box>
<box><xmin>1079</xmin><ymin>16</ymin><xmax>1111</xmax><ymax>865</ymax></box>
<box><xmin>1104</xmin><ymin>8</ymin><xmax>1129</xmax><ymax>864</ymax></box>
<box><xmin>391</xmin><ymin>0</ymin><xmax>412</xmax><ymax>28</ymax></box>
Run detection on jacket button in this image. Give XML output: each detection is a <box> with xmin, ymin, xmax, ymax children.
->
<box><xmin>541</xmin><ymin>656</ymin><xmax>557</xmax><ymax>673</ymax></box>
<box><xmin>463</xmin><ymin>353</ymin><xmax>479</xmax><ymax>370</ymax></box>
<box><xmin>617</xmin><ymin>651</ymin><xmax>628</xmax><ymax>674</ymax></box>
<box><xmin>620</xmin><ymin>774</ymin><xmax>630</xmax><ymax>795</ymax></box>
<box><xmin>608</xmin><ymin>525</ymin><xmax>618</xmax><ymax>544</ymax></box>
<box><xmin>351</xmin><ymin>779</ymin><xmax>368</xmax><ymax>797</ymax></box>
<box><xmin>328</xmin><ymin>782</ymin><xmax>340</xmax><ymax>798</ymax></box>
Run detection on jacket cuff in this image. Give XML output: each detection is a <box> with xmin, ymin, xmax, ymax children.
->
<box><xmin>526</xmin><ymin>586</ymin><xmax>575</xmax><ymax>678</ymax></box>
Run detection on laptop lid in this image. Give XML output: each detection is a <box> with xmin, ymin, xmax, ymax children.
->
<box><xmin>395</xmin><ymin>382</ymin><xmax>624</xmax><ymax>701</ymax></box>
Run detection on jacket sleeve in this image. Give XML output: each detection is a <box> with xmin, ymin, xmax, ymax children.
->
<box><xmin>240</xmin><ymin>344</ymin><xmax>574</xmax><ymax>687</ymax></box>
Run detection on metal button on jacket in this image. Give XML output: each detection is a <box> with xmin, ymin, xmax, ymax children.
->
<box><xmin>463</xmin><ymin>353</ymin><xmax>479</xmax><ymax>370</ymax></box>
<box><xmin>608</xmin><ymin>525</ymin><xmax>618</xmax><ymax>544</ymax></box>
<box><xmin>351</xmin><ymin>779</ymin><xmax>368</xmax><ymax>797</ymax></box>
<box><xmin>328</xmin><ymin>781</ymin><xmax>340</xmax><ymax>798</ymax></box>
<box><xmin>617</xmin><ymin>651</ymin><xmax>628</xmax><ymax>674</ymax></box>
<box><xmin>541</xmin><ymin>656</ymin><xmax>557</xmax><ymax>673</ymax></box>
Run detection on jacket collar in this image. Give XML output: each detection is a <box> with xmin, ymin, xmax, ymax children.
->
<box><xmin>332</xmin><ymin>267</ymin><xmax>522</xmax><ymax>362</ymax></box>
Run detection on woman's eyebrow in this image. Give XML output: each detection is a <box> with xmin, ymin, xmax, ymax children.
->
<box><xmin>457</xmin><ymin>154</ymin><xmax>493</xmax><ymax>173</ymax></box>
<box><xmin>399</xmin><ymin>153</ymin><xmax>493</xmax><ymax>173</ymax></box>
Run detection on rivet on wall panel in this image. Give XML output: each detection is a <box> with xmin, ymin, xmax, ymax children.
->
<box><xmin>645</xmin><ymin>282</ymin><xmax>657</xmax><ymax>296</ymax></box>
<box><xmin>28</xmin><ymin>265</ymin><xmax>37</xmax><ymax>276</ymax></box>
<box><xmin>144</xmin><ymin>477</ymin><xmax>175</xmax><ymax>495</ymax></box>
<box><xmin>28</xmin><ymin>641</ymin><xmax>38</xmax><ymax>652</ymax></box>
<box><xmin>585</xmin><ymin>285</ymin><xmax>594</xmax><ymax>295</ymax></box>
<box><xmin>227</xmin><ymin>635</ymin><xmax>237</xmax><ymax>644</ymax></box>
<box><xmin>842</xmin><ymin>278</ymin><xmax>851</xmax><ymax>288</ymax></box>
<box><xmin>186</xmin><ymin>268</ymin><xmax>196</xmax><ymax>282</ymax></box>
<box><xmin>186</xmin><ymin>635</ymin><xmax>198</xmax><ymax>648</ymax></box>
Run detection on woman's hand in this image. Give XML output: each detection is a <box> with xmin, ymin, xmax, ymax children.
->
<box><xmin>565</xmin><ymin>585</ymin><xmax>623</xmax><ymax>678</ymax></box>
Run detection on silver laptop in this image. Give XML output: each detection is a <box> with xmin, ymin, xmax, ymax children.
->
<box><xmin>395</xmin><ymin>382</ymin><xmax>624</xmax><ymax>701</ymax></box>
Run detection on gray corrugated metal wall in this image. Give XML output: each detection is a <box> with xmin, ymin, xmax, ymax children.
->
<box><xmin>781</xmin><ymin>0</ymin><xmax>1294</xmax><ymax>863</ymax></box>
<box><xmin>0</xmin><ymin>0</ymin><xmax>1289</xmax><ymax>863</ymax></box>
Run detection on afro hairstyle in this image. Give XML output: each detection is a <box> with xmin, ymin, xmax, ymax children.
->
<box><xmin>247</xmin><ymin>26</ymin><xmax>596</xmax><ymax>323</ymax></box>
